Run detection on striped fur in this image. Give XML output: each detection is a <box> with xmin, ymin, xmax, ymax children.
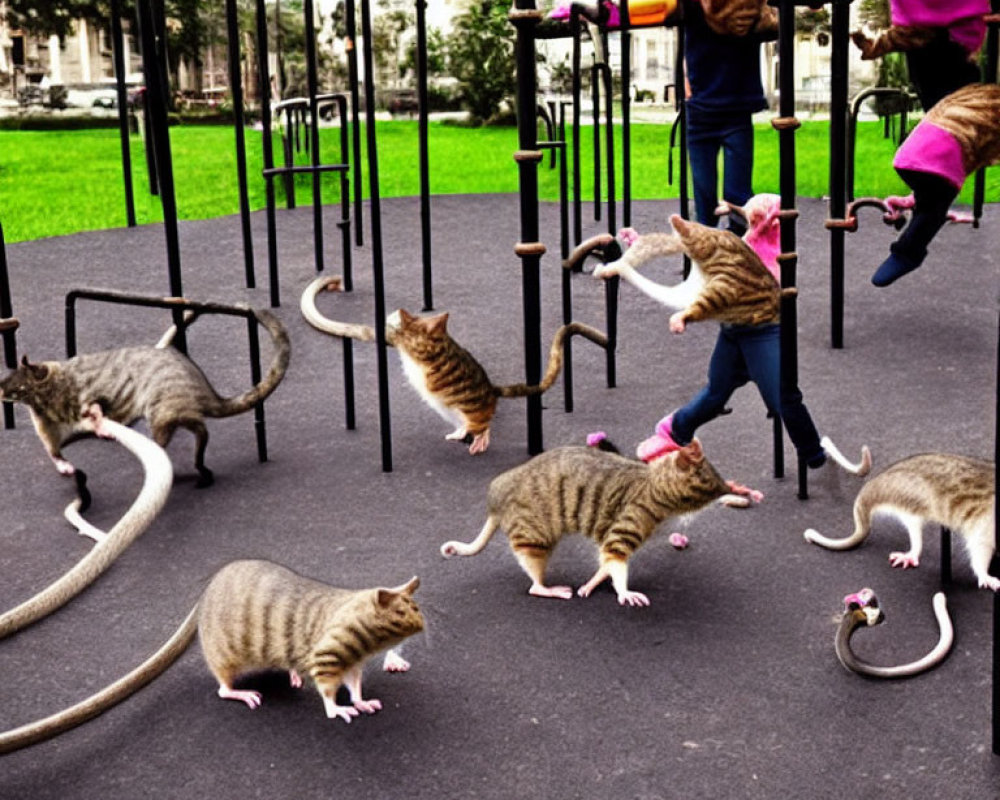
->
<box><xmin>198</xmin><ymin>560</ymin><xmax>423</xmax><ymax>720</ymax></box>
<box><xmin>597</xmin><ymin>214</ymin><xmax>789</xmax><ymax>331</ymax></box>
<box><xmin>441</xmin><ymin>441</ymin><xmax>731</xmax><ymax>606</ymax></box>
<box><xmin>804</xmin><ymin>453</ymin><xmax>997</xmax><ymax>591</ymax></box>
<box><xmin>851</xmin><ymin>25</ymin><xmax>938</xmax><ymax>59</ymax></box>
<box><xmin>924</xmin><ymin>83</ymin><xmax>1000</xmax><ymax>175</ymax></box>
<box><xmin>386</xmin><ymin>309</ymin><xmax>607</xmax><ymax>455</ymax></box>
<box><xmin>0</xmin><ymin>308</ymin><xmax>290</xmax><ymax>487</ymax></box>
<box><xmin>0</xmin><ymin>560</ymin><xmax>422</xmax><ymax>751</ymax></box>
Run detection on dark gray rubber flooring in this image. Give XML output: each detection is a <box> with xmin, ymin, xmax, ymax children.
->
<box><xmin>0</xmin><ymin>194</ymin><xmax>997</xmax><ymax>799</ymax></box>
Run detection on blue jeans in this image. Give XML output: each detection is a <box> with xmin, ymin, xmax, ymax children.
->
<box><xmin>686</xmin><ymin>110</ymin><xmax>755</xmax><ymax>234</ymax></box>
<box><xmin>670</xmin><ymin>323</ymin><xmax>824</xmax><ymax>463</ymax></box>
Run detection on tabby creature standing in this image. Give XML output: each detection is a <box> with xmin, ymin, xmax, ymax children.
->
<box><xmin>0</xmin><ymin>308</ymin><xmax>290</xmax><ymax>486</ymax></box>
<box><xmin>0</xmin><ymin>560</ymin><xmax>425</xmax><ymax>753</ymax></box>
<box><xmin>805</xmin><ymin>453</ymin><xmax>998</xmax><ymax>591</ymax></box>
<box><xmin>440</xmin><ymin>441</ymin><xmax>757</xmax><ymax>606</ymax></box>
<box><xmin>386</xmin><ymin>309</ymin><xmax>607</xmax><ymax>454</ymax></box>
<box><xmin>594</xmin><ymin>214</ymin><xmax>792</xmax><ymax>333</ymax></box>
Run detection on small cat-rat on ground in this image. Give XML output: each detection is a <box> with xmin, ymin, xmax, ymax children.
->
<box><xmin>0</xmin><ymin>307</ymin><xmax>290</xmax><ymax>487</ymax></box>
<box><xmin>0</xmin><ymin>559</ymin><xmax>424</xmax><ymax>753</ymax></box>
<box><xmin>441</xmin><ymin>440</ymin><xmax>759</xmax><ymax>606</ymax></box>
<box><xmin>804</xmin><ymin>452</ymin><xmax>998</xmax><ymax>591</ymax></box>
<box><xmin>386</xmin><ymin>309</ymin><xmax>607</xmax><ymax>454</ymax></box>
<box><xmin>299</xmin><ymin>277</ymin><xmax>609</xmax><ymax>455</ymax></box>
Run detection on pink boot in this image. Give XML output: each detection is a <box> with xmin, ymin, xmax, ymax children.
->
<box><xmin>636</xmin><ymin>415</ymin><xmax>680</xmax><ymax>463</ymax></box>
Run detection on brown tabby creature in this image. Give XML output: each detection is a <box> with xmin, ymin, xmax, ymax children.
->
<box><xmin>0</xmin><ymin>308</ymin><xmax>290</xmax><ymax>487</ymax></box>
<box><xmin>386</xmin><ymin>309</ymin><xmax>608</xmax><ymax>454</ymax></box>
<box><xmin>804</xmin><ymin>453</ymin><xmax>998</xmax><ymax>591</ymax></box>
<box><xmin>0</xmin><ymin>560</ymin><xmax>424</xmax><ymax>753</ymax></box>
<box><xmin>440</xmin><ymin>440</ymin><xmax>758</xmax><ymax>606</ymax></box>
<box><xmin>698</xmin><ymin>0</ymin><xmax>777</xmax><ymax>38</ymax></box>
<box><xmin>594</xmin><ymin>214</ymin><xmax>792</xmax><ymax>333</ymax></box>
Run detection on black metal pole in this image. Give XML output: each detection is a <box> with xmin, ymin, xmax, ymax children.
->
<box><xmin>511</xmin><ymin>0</ymin><xmax>545</xmax><ymax>455</ymax></box>
<box><xmin>346</xmin><ymin>1</ymin><xmax>364</xmax><ymax>247</ymax></box>
<box><xmin>255</xmin><ymin>0</ymin><xmax>281</xmax><ymax>308</ymax></box>
<box><xmin>110</xmin><ymin>0</ymin><xmax>136</xmax><ymax>228</ymax></box>
<box><xmin>993</xmin><ymin>311</ymin><xmax>999</xmax><ymax>755</ymax></box>
<box><xmin>225</xmin><ymin>0</ymin><xmax>256</xmax><ymax>289</ymax></box>
<box><xmin>360</xmin><ymin>0</ymin><xmax>393</xmax><ymax>472</ymax></box>
<box><xmin>828</xmin><ymin>0</ymin><xmax>850</xmax><ymax>350</ymax></box>
<box><xmin>417</xmin><ymin>0</ymin><xmax>433</xmax><ymax>311</ymax></box>
<box><xmin>592</xmin><ymin>63</ymin><xmax>601</xmax><ymax>222</ymax></box>
<box><xmin>571</xmin><ymin>6</ymin><xmax>582</xmax><ymax>244</ymax></box>
<box><xmin>136</xmin><ymin>0</ymin><xmax>185</xmax><ymax>351</ymax></box>
<box><xmin>621</xmin><ymin>9</ymin><xmax>631</xmax><ymax>228</ymax></box>
<box><xmin>303</xmin><ymin>0</ymin><xmax>325</xmax><ymax>274</ymax></box>
<box><xmin>0</xmin><ymin>222</ymin><xmax>16</xmax><ymax>429</ymax></box>
<box><xmin>975</xmin><ymin>8</ymin><xmax>1000</xmax><ymax>227</ymax></box>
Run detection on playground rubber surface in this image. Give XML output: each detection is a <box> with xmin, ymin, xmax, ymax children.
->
<box><xmin>0</xmin><ymin>195</ymin><xmax>997</xmax><ymax>798</ymax></box>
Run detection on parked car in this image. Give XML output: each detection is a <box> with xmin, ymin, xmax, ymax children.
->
<box><xmin>386</xmin><ymin>88</ymin><xmax>419</xmax><ymax>115</ymax></box>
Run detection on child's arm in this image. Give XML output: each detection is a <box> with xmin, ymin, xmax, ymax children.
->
<box><xmin>851</xmin><ymin>25</ymin><xmax>936</xmax><ymax>60</ymax></box>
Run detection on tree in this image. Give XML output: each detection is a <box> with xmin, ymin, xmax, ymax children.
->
<box><xmin>4</xmin><ymin>0</ymin><xmax>109</xmax><ymax>41</ymax></box>
<box><xmin>445</xmin><ymin>0</ymin><xmax>516</xmax><ymax>124</ymax></box>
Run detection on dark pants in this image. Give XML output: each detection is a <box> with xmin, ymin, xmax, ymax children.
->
<box><xmin>905</xmin><ymin>30</ymin><xmax>981</xmax><ymax>111</ymax></box>
<box><xmin>670</xmin><ymin>323</ymin><xmax>824</xmax><ymax>463</ymax></box>
<box><xmin>686</xmin><ymin>109</ymin><xmax>754</xmax><ymax>236</ymax></box>
<box><xmin>893</xmin><ymin>169</ymin><xmax>960</xmax><ymax>262</ymax></box>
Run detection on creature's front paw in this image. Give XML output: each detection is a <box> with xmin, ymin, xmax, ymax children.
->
<box><xmin>888</xmin><ymin>551</ymin><xmax>919</xmax><ymax>569</ymax></box>
<box><xmin>289</xmin><ymin>669</ymin><xmax>303</xmax><ymax>688</ymax></box>
<box><xmin>668</xmin><ymin>532</ymin><xmax>689</xmax><ymax>550</ymax></box>
<box><xmin>468</xmin><ymin>432</ymin><xmax>489</xmax><ymax>455</ymax></box>
<box><xmin>354</xmin><ymin>698</ymin><xmax>383</xmax><ymax>715</ymax></box>
<box><xmin>383</xmin><ymin>650</ymin><xmax>411</xmax><ymax>672</ymax></box>
<box><xmin>326</xmin><ymin>703</ymin><xmax>361</xmax><ymax>723</ymax></box>
<box><xmin>530</xmin><ymin>584</ymin><xmax>574</xmax><ymax>600</ymax></box>
<box><xmin>668</xmin><ymin>312</ymin><xmax>687</xmax><ymax>334</ymax></box>
<box><xmin>617</xmin><ymin>590</ymin><xmax>650</xmax><ymax>607</ymax></box>
<box><xmin>54</xmin><ymin>458</ymin><xmax>76</xmax><ymax>476</ymax></box>
<box><xmin>593</xmin><ymin>261</ymin><xmax>621</xmax><ymax>280</ymax></box>
<box><xmin>218</xmin><ymin>687</ymin><xmax>263</xmax><ymax>709</ymax></box>
<box><xmin>979</xmin><ymin>575</ymin><xmax>1000</xmax><ymax>592</ymax></box>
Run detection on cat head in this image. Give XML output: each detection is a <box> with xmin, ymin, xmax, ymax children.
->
<box><xmin>700</xmin><ymin>0</ymin><xmax>771</xmax><ymax>37</ymax></box>
<box><xmin>386</xmin><ymin>308</ymin><xmax>450</xmax><ymax>349</ymax></box>
<box><xmin>0</xmin><ymin>356</ymin><xmax>54</xmax><ymax>402</ymax></box>
<box><xmin>668</xmin><ymin>214</ymin><xmax>733</xmax><ymax>261</ymax></box>
<box><xmin>376</xmin><ymin>576</ymin><xmax>425</xmax><ymax>638</ymax></box>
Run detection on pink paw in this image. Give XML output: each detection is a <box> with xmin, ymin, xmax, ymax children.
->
<box><xmin>668</xmin><ymin>312</ymin><xmax>687</xmax><ymax>334</ymax></box>
<box><xmin>354</xmin><ymin>698</ymin><xmax>383</xmax><ymax>714</ymax></box>
<box><xmin>218</xmin><ymin>687</ymin><xmax>263</xmax><ymax>709</ymax></box>
<box><xmin>531</xmin><ymin>584</ymin><xmax>574</xmax><ymax>600</ymax></box>
<box><xmin>668</xmin><ymin>532</ymin><xmax>689</xmax><ymax>550</ymax></box>
<box><xmin>289</xmin><ymin>669</ymin><xmax>303</xmax><ymax>688</ymax></box>
<box><xmin>617</xmin><ymin>590</ymin><xmax>650</xmax><ymax>607</ymax></box>
<box><xmin>382</xmin><ymin>650</ymin><xmax>411</xmax><ymax>672</ymax></box>
<box><xmin>888</xmin><ymin>552</ymin><xmax>919</xmax><ymax>569</ymax></box>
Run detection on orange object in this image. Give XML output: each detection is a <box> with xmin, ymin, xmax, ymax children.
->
<box><xmin>627</xmin><ymin>0</ymin><xmax>676</xmax><ymax>24</ymax></box>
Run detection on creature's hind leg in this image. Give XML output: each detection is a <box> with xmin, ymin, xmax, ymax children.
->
<box><xmin>965</xmin><ymin>523</ymin><xmax>1000</xmax><ymax>591</ymax></box>
<box><xmin>509</xmin><ymin>529</ymin><xmax>571</xmax><ymax>600</ymax></box>
<box><xmin>887</xmin><ymin>510</ymin><xmax>924</xmax><ymax>570</ymax></box>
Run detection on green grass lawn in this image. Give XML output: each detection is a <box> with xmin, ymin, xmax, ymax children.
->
<box><xmin>0</xmin><ymin>119</ymin><xmax>995</xmax><ymax>243</ymax></box>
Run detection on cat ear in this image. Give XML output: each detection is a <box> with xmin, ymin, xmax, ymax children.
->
<box><xmin>670</xmin><ymin>214</ymin><xmax>691</xmax><ymax>236</ymax></box>
<box><xmin>425</xmin><ymin>312</ymin><xmax>449</xmax><ymax>335</ymax></box>
<box><xmin>377</xmin><ymin>576</ymin><xmax>420</xmax><ymax>606</ymax></box>
<box><xmin>21</xmin><ymin>357</ymin><xmax>49</xmax><ymax>380</ymax></box>
<box><xmin>398</xmin><ymin>309</ymin><xmax>416</xmax><ymax>324</ymax></box>
<box><xmin>677</xmin><ymin>438</ymin><xmax>705</xmax><ymax>465</ymax></box>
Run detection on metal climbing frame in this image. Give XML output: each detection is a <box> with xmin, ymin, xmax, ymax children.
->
<box><xmin>0</xmin><ymin>222</ymin><xmax>18</xmax><ymax>430</ymax></box>
<box><xmin>63</xmin><ymin>289</ymin><xmax>273</xmax><ymax>465</ymax></box>
<box><xmin>253</xmin><ymin>0</ymin><xmax>353</xmax><ymax>309</ymax></box>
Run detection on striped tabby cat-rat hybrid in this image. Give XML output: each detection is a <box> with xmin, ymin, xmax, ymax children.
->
<box><xmin>0</xmin><ymin>308</ymin><xmax>289</xmax><ymax>487</ymax></box>
<box><xmin>0</xmin><ymin>560</ymin><xmax>424</xmax><ymax>753</ymax></box>
<box><xmin>441</xmin><ymin>440</ymin><xmax>759</xmax><ymax>606</ymax></box>
<box><xmin>593</xmin><ymin>214</ymin><xmax>792</xmax><ymax>333</ymax></box>
<box><xmin>386</xmin><ymin>308</ymin><xmax>607</xmax><ymax>455</ymax></box>
<box><xmin>804</xmin><ymin>453</ymin><xmax>998</xmax><ymax>591</ymax></box>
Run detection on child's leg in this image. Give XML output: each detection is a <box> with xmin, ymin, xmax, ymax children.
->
<box><xmin>872</xmin><ymin>170</ymin><xmax>959</xmax><ymax>287</ymax></box>
<box><xmin>905</xmin><ymin>30</ymin><xmax>981</xmax><ymax>111</ymax></box>
<box><xmin>720</xmin><ymin>118</ymin><xmax>755</xmax><ymax>237</ymax></box>
<box><xmin>740</xmin><ymin>324</ymin><xmax>825</xmax><ymax>467</ymax></box>
<box><xmin>671</xmin><ymin>327</ymin><xmax>747</xmax><ymax>445</ymax></box>
<box><xmin>686</xmin><ymin>114</ymin><xmax>724</xmax><ymax>229</ymax></box>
